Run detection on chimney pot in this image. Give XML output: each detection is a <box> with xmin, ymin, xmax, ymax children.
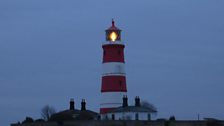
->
<box><xmin>81</xmin><ymin>99</ymin><xmax>86</xmax><ymax>111</ymax></box>
<box><xmin>135</xmin><ymin>96</ymin><xmax>141</xmax><ymax>107</ymax></box>
<box><xmin>70</xmin><ymin>98</ymin><xmax>75</xmax><ymax>110</ymax></box>
<box><xmin>122</xmin><ymin>95</ymin><xmax>128</xmax><ymax>107</ymax></box>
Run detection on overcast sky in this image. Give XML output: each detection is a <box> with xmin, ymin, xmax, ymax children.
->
<box><xmin>0</xmin><ymin>0</ymin><xmax>224</xmax><ymax>125</ymax></box>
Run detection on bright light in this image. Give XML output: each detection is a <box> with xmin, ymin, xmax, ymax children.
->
<box><xmin>110</xmin><ymin>32</ymin><xmax>117</xmax><ymax>42</ymax></box>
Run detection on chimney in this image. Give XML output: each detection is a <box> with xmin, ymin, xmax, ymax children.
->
<box><xmin>135</xmin><ymin>96</ymin><xmax>141</xmax><ymax>107</ymax></box>
<box><xmin>70</xmin><ymin>98</ymin><xmax>75</xmax><ymax>110</ymax></box>
<box><xmin>81</xmin><ymin>99</ymin><xmax>86</xmax><ymax>111</ymax></box>
<box><xmin>122</xmin><ymin>95</ymin><xmax>128</xmax><ymax>107</ymax></box>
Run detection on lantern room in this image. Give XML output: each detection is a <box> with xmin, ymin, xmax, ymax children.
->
<box><xmin>106</xmin><ymin>19</ymin><xmax>121</xmax><ymax>42</ymax></box>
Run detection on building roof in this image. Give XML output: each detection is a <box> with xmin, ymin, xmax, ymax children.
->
<box><xmin>106</xmin><ymin>20</ymin><xmax>121</xmax><ymax>31</ymax></box>
<box><xmin>108</xmin><ymin>105</ymin><xmax>157</xmax><ymax>113</ymax></box>
<box><xmin>50</xmin><ymin>109</ymin><xmax>98</xmax><ymax>121</ymax></box>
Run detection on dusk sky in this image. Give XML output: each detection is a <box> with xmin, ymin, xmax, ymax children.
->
<box><xmin>1</xmin><ymin>0</ymin><xmax>224</xmax><ymax>125</ymax></box>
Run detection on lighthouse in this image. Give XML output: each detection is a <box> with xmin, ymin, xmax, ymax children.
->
<box><xmin>100</xmin><ymin>20</ymin><xmax>127</xmax><ymax>114</ymax></box>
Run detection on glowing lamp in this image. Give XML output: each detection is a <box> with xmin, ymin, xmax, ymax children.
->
<box><xmin>110</xmin><ymin>32</ymin><xmax>118</xmax><ymax>42</ymax></box>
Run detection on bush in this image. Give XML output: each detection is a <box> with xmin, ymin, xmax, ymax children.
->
<box><xmin>22</xmin><ymin>117</ymin><xmax>34</xmax><ymax>124</ymax></box>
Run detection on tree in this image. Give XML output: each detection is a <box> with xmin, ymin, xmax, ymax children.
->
<box><xmin>141</xmin><ymin>100</ymin><xmax>157</xmax><ymax>112</ymax></box>
<box><xmin>41</xmin><ymin>105</ymin><xmax>56</xmax><ymax>121</ymax></box>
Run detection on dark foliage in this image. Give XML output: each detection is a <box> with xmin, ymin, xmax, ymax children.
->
<box><xmin>22</xmin><ymin>117</ymin><xmax>34</xmax><ymax>124</ymax></box>
<box><xmin>207</xmin><ymin>120</ymin><xmax>222</xmax><ymax>126</ymax></box>
<box><xmin>35</xmin><ymin>118</ymin><xmax>45</xmax><ymax>122</ymax></box>
<box><xmin>41</xmin><ymin>105</ymin><xmax>56</xmax><ymax>121</ymax></box>
<box><xmin>169</xmin><ymin>116</ymin><xmax>176</xmax><ymax>121</ymax></box>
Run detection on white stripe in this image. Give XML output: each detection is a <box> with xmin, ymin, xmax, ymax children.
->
<box><xmin>100</xmin><ymin>92</ymin><xmax>127</xmax><ymax>108</ymax></box>
<box><xmin>102</xmin><ymin>41</ymin><xmax>124</xmax><ymax>45</ymax></box>
<box><xmin>102</xmin><ymin>73</ymin><xmax>125</xmax><ymax>77</ymax></box>
<box><xmin>102</xmin><ymin>62</ymin><xmax>125</xmax><ymax>75</ymax></box>
<box><xmin>100</xmin><ymin>103</ymin><xmax>122</xmax><ymax>108</ymax></box>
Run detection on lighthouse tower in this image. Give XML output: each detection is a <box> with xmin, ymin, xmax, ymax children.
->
<box><xmin>100</xmin><ymin>20</ymin><xmax>127</xmax><ymax>114</ymax></box>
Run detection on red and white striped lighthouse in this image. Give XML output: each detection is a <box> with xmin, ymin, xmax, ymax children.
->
<box><xmin>100</xmin><ymin>20</ymin><xmax>127</xmax><ymax>114</ymax></box>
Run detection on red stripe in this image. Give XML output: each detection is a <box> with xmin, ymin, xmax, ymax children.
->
<box><xmin>101</xmin><ymin>76</ymin><xmax>127</xmax><ymax>92</ymax></box>
<box><xmin>100</xmin><ymin>107</ymin><xmax>116</xmax><ymax>114</ymax></box>
<box><xmin>102</xmin><ymin>44</ymin><xmax>125</xmax><ymax>63</ymax></box>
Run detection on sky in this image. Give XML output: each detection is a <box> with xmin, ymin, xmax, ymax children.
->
<box><xmin>0</xmin><ymin>0</ymin><xmax>224</xmax><ymax>125</ymax></box>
